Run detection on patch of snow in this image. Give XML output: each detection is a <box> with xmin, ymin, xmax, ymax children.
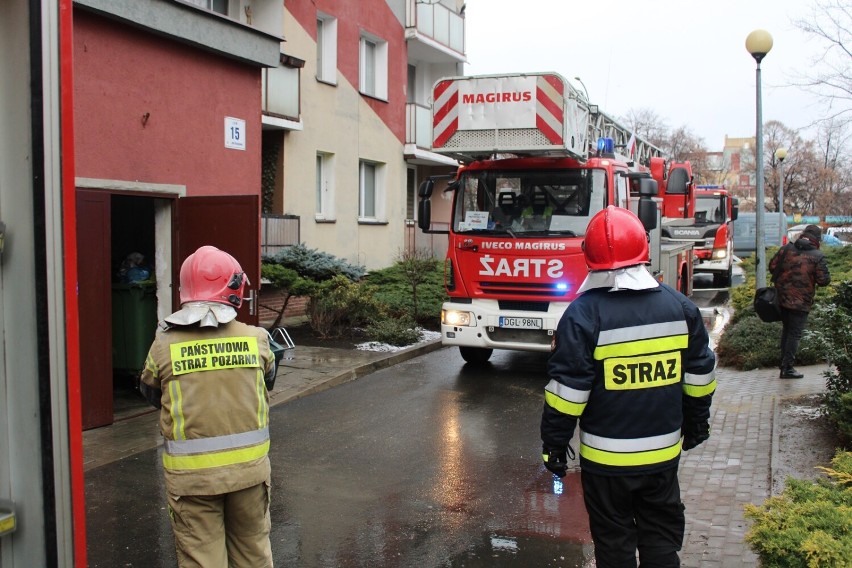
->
<box><xmin>355</xmin><ymin>329</ymin><xmax>441</xmax><ymax>352</ymax></box>
<box><xmin>787</xmin><ymin>405</ymin><xmax>824</xmax><ymax>420</ymax></box>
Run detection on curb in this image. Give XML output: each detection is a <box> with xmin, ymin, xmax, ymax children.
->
<box><xmin>769</xmin><ymin>394</ymin><xmax>780</xmax><ymax>495</ymax></box>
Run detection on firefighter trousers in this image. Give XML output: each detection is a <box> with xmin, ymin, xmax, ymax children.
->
<box><xmin>581</xmin><ymin>468</ymin><xmax>685</xmax><ymax>568</ymax></box>
<box><xmin>167</xmin><ymin>480</ymin><xmax>272</xmax><ymax>568</ymax></box>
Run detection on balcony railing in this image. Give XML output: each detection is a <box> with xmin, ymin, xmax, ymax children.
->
<box><xmin>406</xmin><ymin>0</ymin><xmax>465</xmax><ymax>56</ymax></box>
<box><xmin>406</xmin><ymin>103</ymin><xmax>432</xmax><ymax>149</ymax></box>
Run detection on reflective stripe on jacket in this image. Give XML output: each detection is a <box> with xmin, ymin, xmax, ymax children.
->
<box><xmin>542</xmin><ymin>283</ymin><xmax>716</xmax><ymax>475</ymax></box>
<box><xmin>140</xmin><ymin>320</ymin><xmax>275</xmax><ymax>495</ymax></box>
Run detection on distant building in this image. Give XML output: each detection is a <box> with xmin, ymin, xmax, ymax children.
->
<box><xmin>698</xmin><ymin>135</ymin><xmax>757</xmax><ymax>211</ymax></box>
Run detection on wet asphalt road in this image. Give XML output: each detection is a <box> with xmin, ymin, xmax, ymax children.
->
<box><xmin>86</xmin><ymin>348</ymin><xmax>594</xmax><ymax>567</ymax></box>
<box><xmin>86</xmin><ymin>276</ymin><xmax>734</xmax><ymax>567</ymax></box>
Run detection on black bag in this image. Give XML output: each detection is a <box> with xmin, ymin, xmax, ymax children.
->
<box><xmin>754</xmin><ymin>286</ymin><xmax>781</xmax><ymax>322</ymax></box>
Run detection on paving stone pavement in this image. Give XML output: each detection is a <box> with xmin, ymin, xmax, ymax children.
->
<box><xmin>679</xmin><ymin>363</ymin><xmax>827</xmax><ymax>567</ymax></box>
<box><xmin>84</xmin><ymin>338</ymin><xmax>829</xmax><ymax>566</ymax></box>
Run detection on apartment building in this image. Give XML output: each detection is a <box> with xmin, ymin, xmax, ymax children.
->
<box><xmin>702</xmin><ymin>136</ymin><xmax>757</xmax><ymax>208</ymax></box>
<box><xmin>263</xmin><ymin>0</ymin><xmax>465</xmax><ymax>270</ymax></box>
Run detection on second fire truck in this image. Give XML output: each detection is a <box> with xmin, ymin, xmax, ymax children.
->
<box><xmin>418</xmin><ymin>72</ymin><xmax>695</xmax><ymax>364</ymax></box>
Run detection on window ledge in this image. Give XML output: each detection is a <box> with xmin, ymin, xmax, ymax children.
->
<box><xmin>316</xmin><ymin>77</ymin><xmax>337</xmax><ymax>87</ymax></box>
<box><xmin>359</xmin><ymin>92</ymin><xmax>389</xmax><ymax>103</ymax></box>
<box><xmin>358</xmin><ymin>219</ymin><xmax>388</xmax><ymax>226</ymax></box>
<box><xmin>315</xmin><ymin>217</ymin><xmax>336</xmax><ymax>223</ymax></box>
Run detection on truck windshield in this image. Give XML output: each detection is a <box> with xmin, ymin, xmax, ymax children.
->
<box><xmin>452</xmin><ymin>168</ymin><xmax>606</xmax><ymax>236</ymax></box>
<box><xmin>695</xmin><ymin>195</ymin><xmax>726</xmax><ymax>225</ymax></box>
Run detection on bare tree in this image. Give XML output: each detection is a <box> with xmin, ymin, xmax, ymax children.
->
<box><xmin>812</xmin><ymin>119</ymin><xmax>852</xmax><ymax>215</ymax></box>
<box><xmin>667</xmin><ymin>125</ymin><xmax>708</xmax><ymax>162</ymax></box>
<box><xmin>621</xmin><ymin>107</ymin><xmax>670</xmax><ymax>149</ymax></box>
<box><xmin>793</xmin><ymin>0</ymin><xmax>852</xmax><ymax>128</ymax></box>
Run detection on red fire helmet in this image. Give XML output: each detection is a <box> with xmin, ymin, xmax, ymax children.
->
<box><xmin>179</xmin><ymin>245</ymin><xmax>247</xmax><ymax>307</ymax></box>
<box><xmin>583</xmin><ymin>206</ymin><xmax>649</xmax><ymax>270</ymax></box>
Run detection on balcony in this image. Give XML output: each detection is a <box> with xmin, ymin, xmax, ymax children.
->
<box><xmin>262</xmin><ymin>53</ymin><xmax>304</xmax><ymax>131</ymax></box>
<box><xmin>405</xmin><ymin>0</ymin><xmax>466</xmax><ymax>63</ymax></box>
<box><xmin>404</xmin><ymin>103</ymin><xmax>458</xmax><ymax>166</ymax></box>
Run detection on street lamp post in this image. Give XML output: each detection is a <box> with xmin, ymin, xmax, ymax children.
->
<box><xmin>775</xmin><ymin>147</ymin><xmax>787</xmax><ymax>246</ymax></box>
<box><xmin>746</xmin><ymin>29</ymin><xmax>773</xmax><ymax>289</ymax></box>
<box><xmin>573</xmin><ymin>76</ymin><xmax>590</xmax><ymax>103</ymax></box>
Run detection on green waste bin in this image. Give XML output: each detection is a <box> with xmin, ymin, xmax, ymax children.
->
<box><xmin>112</xmin><ymin>282</ymin><xmax>158</xmax><ymax>373</ymax></box>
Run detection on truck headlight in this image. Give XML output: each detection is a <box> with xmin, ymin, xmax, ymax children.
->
<box><xmin>712</xmin><ymin>249</ymin><xmax>727</xmax><ymax>260</ymax></box>
<box><xmin>442</xmin><ymin>309</ymin><xmax>473</xmax><ymax>327</ymax></box>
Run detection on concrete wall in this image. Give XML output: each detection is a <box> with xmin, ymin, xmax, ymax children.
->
<box><xmin>73</xmin><ymin>10</ymin><xmax>263</xmax><ymax>196</ymax></box>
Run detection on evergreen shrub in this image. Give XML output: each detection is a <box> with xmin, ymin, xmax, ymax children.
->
<box><xmin>263</xmin><ymin>243</ymin><xmax>366</xmax><ymax>282</ymax></box>
<box><xmin>306</xmin><ymin>275</ymin><xmax>385</xmax><ymax>338</ymax></box>
<box><xmin>744</xmin><ymin>450</ymin><xmax>852</xmax><ymax>567</ymax></box>
<box><xmin>364</xmin><ymin>252</ymin><xmax>445</xmax><ymax>328</ymax></box>
<box><xmin>806</xmin><ymin>281</ymin><xmax>852</xmax><ymax>442</ymax></box>
<box><xmin>364</xmin><ymin>317</ymin><xmax>422</xmax><ymax>347</ymax></box>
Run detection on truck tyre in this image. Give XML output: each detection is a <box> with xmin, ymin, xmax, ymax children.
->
<box><xmin>714</xmin><ymin>265</ymin><xmax>733</xmax><ymax>288</ymax></box>
<box><xmin>459</xmin><ymin>346</ymin><xmax>493</xmax><ymax>364</ymax></box>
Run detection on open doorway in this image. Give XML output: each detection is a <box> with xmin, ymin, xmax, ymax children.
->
<box><xmin>77</xmin><ymin>187</ymin><xmax>259</xmax><ymax>430</ymax></box>
<box><xmin>77</xmin><ymin>188</ymin><xmax>175</xmax><ymax>429</ymax></box>
<box><xmin>110</xmin><ymin>194</ymin><xmax>161</xmax><ymax>421</ymax></box>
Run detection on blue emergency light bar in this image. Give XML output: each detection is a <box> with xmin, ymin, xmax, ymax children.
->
<box><xmin>596</xmin><ymin>137</ymin><xmax>615</xmax><ymax>154</ymax></box>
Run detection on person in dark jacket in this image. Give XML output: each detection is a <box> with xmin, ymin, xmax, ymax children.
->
<box><xmin>768</xmin><ymin>224</ymin><xmax>831</xmax><ymax>379</ymax></box>
<box><xmin>541</xmin><ymin>206</ymin><xmax>716</xmax><ymax>568</ymax></box>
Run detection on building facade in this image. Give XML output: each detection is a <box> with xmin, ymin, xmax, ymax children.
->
<box><xmin>72</xmin><ymin>0</ymin><xmax>282</xmax><ymax>429</ymax></box>
<box><xmin>263</xmin><ymin>0</ymin><xmax>465</xmax><ymax>270</ymax></box>
<box><xmin>702</xmin><ymin>135</ymin><xmax>757</xmax><ymax>209</ymax></box>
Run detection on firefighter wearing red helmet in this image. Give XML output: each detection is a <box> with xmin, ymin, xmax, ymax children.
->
<box><xmin>541</xmin><ymin>206</ymin><xmax>716</xmax><ymax>567</ymax></box>
<box><xmin>140</xmin><ymin>246</ymin><xmax>276</xmax><ymax>568</ymax></box>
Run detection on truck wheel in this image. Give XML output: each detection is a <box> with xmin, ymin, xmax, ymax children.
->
<box><xmin>459</xmin><ymin>346</ymin><xmax>493</xmax><ymax>364</ymax></box>
<box><xmin>714</xmin><ymin>265</ymin><xmax>733</xmax><ymax>288</ymax></box>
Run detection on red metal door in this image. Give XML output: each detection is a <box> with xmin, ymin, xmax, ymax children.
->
<box><xmin>175</xmin><ymin>195</ymin><xmax>261</xmax><ymax>325</ymax></box>
<box><xmin>76</xmin><ymin>189</ymin><xmax>114</xmax><ymax>429</ymax></box>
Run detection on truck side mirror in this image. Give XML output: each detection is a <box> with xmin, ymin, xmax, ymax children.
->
<box><xmin>731</xmin><ymin>197</ymin><xmax>739</xmax><ymax>222</ymax></box>
<box><xmin>637</xmin><ymin>178</ymin><xmax>658</xmax><ymax>231</ymax></box>
<box><xmin>666</xmin><ymin>167</ymin><xmax>689</xmax><ymax>195</ymax></box>
<box><xmin>417</xmin><ymin>199</ymin><xmax>432</xmax><ymax>231</ymax></box>
<box><xmin>418</xmin><ymin>179</ymin><xmax>434</xmax><ymax>199</ymax></box>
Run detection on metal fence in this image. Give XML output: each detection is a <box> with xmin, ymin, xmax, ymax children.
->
<box><xmin>261</xmin><ymin>214</ymin><xmax>300</xmax><ymax>256</ymax></box>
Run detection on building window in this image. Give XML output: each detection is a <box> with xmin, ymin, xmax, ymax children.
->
<box><xmin>359</xmin><ymin>160</ymin><xmax>384</xmax><ymax>220</ymax></box>
<box><xmin>359</xmin><ymin>33</ymin><xmax>388</xmax><ymax>100</ymax></box>
<box><xmin>316</xmin><ymin>14</ymin><xmax>337</xmax><ymax>85</ymax></box>
<box><xmin>186</xmin><ymin>0</ymin><xmax>229</xmax><ymax>15</ymax></box>
<box><xmin>406</xmin><ymin>167</ymin><xmax>416</xmax><ymax>220</ymax></box>
<box><xmin>316</xmin><ymin>152</ymin><xmax>334</xmax><ymax>220</ymax></box>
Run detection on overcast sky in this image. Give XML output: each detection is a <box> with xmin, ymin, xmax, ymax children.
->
<box><xmin>462</xmin><ymin>0</ymin><xmax>830</xmax><ymax>150</ymax></box>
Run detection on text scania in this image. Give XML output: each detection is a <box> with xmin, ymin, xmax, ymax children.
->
<box><xmin>479</xmin><ymin>255</ymin><xmax>563</xmax><ymax>278</ymax></box>
<box><xmin>462</xmin><ymin>91</ymin><xmax>532</xmax><ymax>104</ymax></box>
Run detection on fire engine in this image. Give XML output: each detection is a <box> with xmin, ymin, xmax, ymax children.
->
<box><xmin>663</xmin><ymin>184</ymin><xmax>739</xmax><ymax>287</ymax></box>
<box><xmin>417</xmin><ymin>72</ymin><xmax>695</xmax><ymax>364</ymax></box>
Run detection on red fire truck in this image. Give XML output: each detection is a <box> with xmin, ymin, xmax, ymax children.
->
<box><xmin>418</xmin><ymin>73</ymin><xmax>694</xmax><ymax>364</ymax></box>
<box><xmin>663</xmin><ymin>184</ymin><xmax>739</xmax><ymax>287</ymax></box>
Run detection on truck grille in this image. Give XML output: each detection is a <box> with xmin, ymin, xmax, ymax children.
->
<box><xmin>479</xmin><ymin>281</ymin><xmax>567</xmax><ymax>298</ymax></box>
<box><xmin>498</xmin><ymin>300</ymin><xmax>550</xmax><ymax>312</ymax></box>
<box><xmin>487</xmin><ymin>327</ymin><xmax>552</xmax><ymax>345</ymax></box>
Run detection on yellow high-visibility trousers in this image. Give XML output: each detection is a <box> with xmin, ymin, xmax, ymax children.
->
<box><xmin>167</xmin><ymin>480</ymin><xmax>272</xmax><ymax>568</ymax></box>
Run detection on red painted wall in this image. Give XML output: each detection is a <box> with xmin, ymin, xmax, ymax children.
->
<box><xmin>73</xmin><ymin>10</ymin><xmax>262</xmax><ymax>196</ymax></box>
<box><xmin>287</xmin><ymin>0</ymin><xmax>407</xmax><ymax>142</ymax></box>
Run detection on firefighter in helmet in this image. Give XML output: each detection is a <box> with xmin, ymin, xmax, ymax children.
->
<box><xmin>140</xmin><ymin>245</ymin><xmax>276</xmax><ymax>568</ymax></box>
<box><xmin>540</xmin><ymin>206</ymin><xmax>716</xmax><ymax>567</ymax></box>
